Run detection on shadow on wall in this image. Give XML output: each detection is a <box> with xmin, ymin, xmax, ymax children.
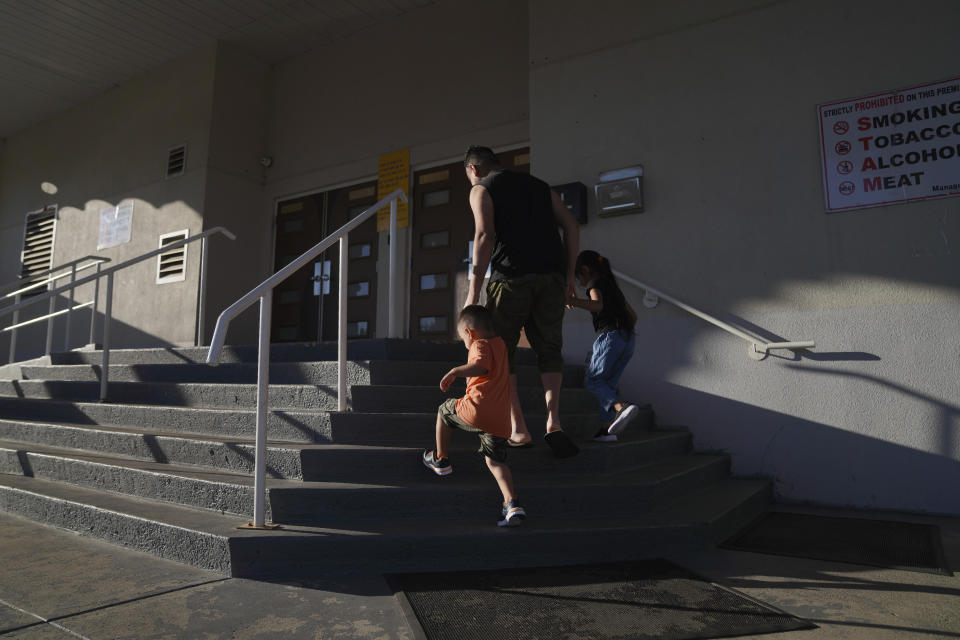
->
<box><xmin>650</xmin><ymin>379</ymin><xmax>958</xmax><ymax>515</ymax></box>
<box><xmin>0</xmin><ymin>297</ymin><xmax>178</xmax><ymax>364</ymax></box>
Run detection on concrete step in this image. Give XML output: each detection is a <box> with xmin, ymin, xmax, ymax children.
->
<box><xmin>0</xmin><ymin>471</ymin><xmax>771</xmax><ymax>577</ymax></box>
<box><xmin>268</xmin><ymin>454</ymin><xmax>732</xmax><ymax>526</ymax></box>
<box><xmin>0</xmin><ymin>417</ymin><xmax>680</xmax><ymax>483</ymax></box>
<box><xmin>47</xmin><ymin>339</ymin><xmax>485</xmax><ymax>366</ymax></box>
<box><xmin>0</xmin><ymin>418</ymin><xmax>304</xmax><ymax>479</ymax></box>
<box><xmin>0</xmin><ymin>395</ymin><xmax>612</xmax><ymax>445</ymax></box>
<box><xmin>0</xmin><ymin>379</ymin><xmax>348</xmax><ymax>410</ymax></box>
<box><xmin>298</xmin><ymin>429</ymin><xmax>692</xmax><ymax>482</ymax></box>
<box><xmin>0</xmin><ymin>441</ymin><xmax>255</xmax><ymax>517</ymax></box>
<box><xmin>0</xmin><ymin>379</ymin><xmax>598</xmax><ymax>413</ymax></box>
<box><xmin>228</xmin><ymin>478</ymin><xmax>773</xmax><ymax>578</ymax></box>
<box><xmin>0</xmin><ymin>474</ymin><xmax>235</xmax><ymax>572</ymax></box>
<box><xmin>0</xmin><ymin>397</ymin><xmax>331</xmax><ymax>442</ymax></box>
<box><xmin>0</xmin><ymin>437</ymin><xmax>727</xmax><ymax>524</ymax></box>
<box><xmin>0</xmin><ymin>379</ymin><xmax>340</xmax><ymax>410</ymax></box>
<box><xmin>327</xmin><ymin>411</ymin><xmax>611</xmax><ymax>444</ymax></box>
<box><xmin>18</xmin><ymin>360</ymin><xmax>584</xmax><ymax>388</ymax></box>
<box><xmin>350</xmin><ymin>384</ymin><xmax>598</xmax><ymax>413</ymax></box>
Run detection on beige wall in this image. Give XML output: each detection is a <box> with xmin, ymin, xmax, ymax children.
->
<box><xmin>531</xmin><ymin>0</ymin><xmax>960</xmax><ymax>513</ymax></box>
<box><xmin>201</xmin><ymin>44</ymin><xmax>270</xmax><ymax>344</ymax></box>
<box><xmin>0</xmin><ymin>46</ymin><xmax>218</xmax><ymax>358</ymax></box>
<box><xmin>265</xmin><ymin>0</ymin><xmax>529</xmax><ymax>199</ymax></box>
<box><xmin>230</xmin><ymin>0</ymin><xmax>531</xmax><ymax>341</ymax></box>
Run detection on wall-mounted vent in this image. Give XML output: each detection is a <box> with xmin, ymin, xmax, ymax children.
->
<box><xmin>165</xmin><ymin>144</ymin><xmax>186</xmax><ymax>179</ymax></box>
<box><xmin>20</xmin><ymin>205</ymin><xmax>58</xmax><ymax>287</ymax></box>
<box><xmin>156</xmin><ymin>229</ymin><xmax>188</xmax><ymax>284</ymax></box>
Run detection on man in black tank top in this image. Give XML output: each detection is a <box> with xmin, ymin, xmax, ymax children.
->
<box><xmin>463</xmin><ymin>146</ymin><xmax>580</xmax><ymax>455</ymax></box>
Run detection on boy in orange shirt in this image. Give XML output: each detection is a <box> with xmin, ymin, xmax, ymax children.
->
<box><xmin>422</xmin><ymin>305</ymin><xmax>526</xmax><ymax>527</ymax></box>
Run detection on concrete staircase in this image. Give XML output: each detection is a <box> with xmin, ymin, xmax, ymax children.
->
<box><xmin>0</xmin><ymin>340</ymin><xmax>770</xmax><ymax>578</ymax></box>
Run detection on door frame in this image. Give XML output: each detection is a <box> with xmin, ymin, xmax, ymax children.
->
<box><xmin>407</xmin><ymin>142</ymin><xmax>531</xmax><ymax>340</ymax></box>
<box><xmin>269</xmin><ymin>173</ymin><xmax>378</xmax><ymax>279</ymax></box>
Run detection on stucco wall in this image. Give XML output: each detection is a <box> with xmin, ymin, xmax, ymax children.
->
<box><xmin>531</xmin><ymin>0</ymin><xmax>960</xmax><ymax>513</ymax></box>
<box><xmin>0</xmin><ymin>46</ymin><xmax>218</xmax><ymax>358</ymax></box>
<box><xmin>250</xmin><ymin>0</ymin><xmax>529</xmax><ymax>342</ymax></box>
<box><xmin>201</xmin><ymin>44</ymin><xmax>270</xmax><ymax>344</ymax></box>
<box><xmin>265</xmin><ymin>0</ymin><xmax>529</xmax><ymax>199</ymax></box>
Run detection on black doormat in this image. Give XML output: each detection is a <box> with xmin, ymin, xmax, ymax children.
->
<box><xmin>722</xmin><ymin>511</ymin><xmax>952</xmax><ymax>576</ymax></box>
<box><xmin>386</xmin><ymin>559</ymin><xmax>814</xmax><ymax>640</ymax></box>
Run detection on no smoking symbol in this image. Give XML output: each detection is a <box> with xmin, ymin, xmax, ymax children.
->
<box><xmin>833</xmin><ymin>120</ymin><xmax>849</xmax><ymax>135</ymax></box>
<box><xmin>839</xmin><ymin>181</ymin><xmax>855</xmax><ymax>196</ymax></box>
<box><xmin>837</xmin><ymin>160</ymin><xmax>854</xmax><ymax>175</ymax></box>
<box><xmin>835</xmin><ymin>140</ymin><xmax>852</xmax><ymax>155</ymax></box>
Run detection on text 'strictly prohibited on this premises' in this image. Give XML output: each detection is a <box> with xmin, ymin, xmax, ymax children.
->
<box><xmin>818</xmin><ymin>76</ymin><xmax>960</xmax><ymax>213</ymax></box>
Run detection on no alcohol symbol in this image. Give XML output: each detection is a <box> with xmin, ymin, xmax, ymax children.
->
<box><xmin>835</xmin><ymin>140</ymin><xmax>852</xmax><ymax>155</ymax></box>
<box><xmin>839</xmin><ymin>181</ymin><xmax>856</xmax><ymax>196</ymax></box>
<box><xmin>837</xmin><ymin>160</ymin><xmax>854</xmax><ymax>175</ymax></box>
<box><xmin>833</xmin><ymin>120</ymin><xmax>850</xmax><ymax>135</ymax></box>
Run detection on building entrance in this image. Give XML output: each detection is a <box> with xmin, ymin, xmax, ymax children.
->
<box><xmin>272</xmin><ymin>182</ymin><xmax>379</xmax><ymax>342</ymax></box>
<box><xmin>409</xmin><ymin>148</ymin><xmax>529</xmax><ymax>341</ymax></box>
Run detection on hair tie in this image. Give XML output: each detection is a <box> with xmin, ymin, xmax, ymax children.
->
<box><xmin>598</xmin><ymin>256</ymin><xmax>605</xmax><ymax>263</ymax></box>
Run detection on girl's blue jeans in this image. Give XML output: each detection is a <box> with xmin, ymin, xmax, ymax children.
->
<box><xmin>584</xmin><ymin>330</ymin><xmax>635</xmax><ymax>422</ymax></box>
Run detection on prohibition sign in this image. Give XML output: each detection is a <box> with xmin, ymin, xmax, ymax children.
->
<box><xmin>837</xmin><ymin>160</ymin><xmax>854</xmax><ymax>175</ymax></box>
<box><xmin>833</xmin><ymin>120</ymin><xmax>849</xmax><ymax>135</ymax></box>
<box><xmin>835</xmin><ymin>140</ymin><xmax>852</xmax><ymax>155</ymax></box>
<box><xmin>838</xmin><ymin>181</ymin><xmax>855</xmax><ymax>196</ymax></box>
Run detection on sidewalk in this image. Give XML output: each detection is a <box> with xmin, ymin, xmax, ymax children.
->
<box><xmin>1</xmin><ymin>507</ymin><xmax>958</xmax><ymax>639</ymax></box>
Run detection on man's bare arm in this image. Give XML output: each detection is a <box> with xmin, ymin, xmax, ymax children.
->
<box><xmin>465</xmin><ymin>185</ymin><xmax>495</xmax><ymax>307</ymax></box>
<box><xmin>551</xmin><ymin>190</ymin><xmax>580</xmax><ymax>300</ymax></box>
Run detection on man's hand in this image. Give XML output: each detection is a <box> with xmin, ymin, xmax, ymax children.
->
<box><xmin>440</xmin><ymin>369</ymin><xmax>457</xmax><ymax>392</ymax></box>
<box><xmin>565</xmin><ymin>275</ymin><xmax>577</xmax><ymax>306</ymax></box>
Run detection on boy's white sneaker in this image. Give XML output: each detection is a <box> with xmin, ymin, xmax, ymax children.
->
<box><xmin>422</xmin><ymin>450</ymin><xmax>452</xmax><ymax>476</ymax></box>
<box><xmin>498</xmin><ymin>499</ymin><xmax>526</xmax><ymax>527</ymax></box>
<box><xmin>608</xmin><ymin>403</ymin><xmax>639</xmax><ymax>435</ymax></box>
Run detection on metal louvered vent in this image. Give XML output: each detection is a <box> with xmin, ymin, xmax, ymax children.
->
<box><xmin>156</xmin><ymin>229</ymin><xmax>188</xmax><ymax>284</ymax></box>
<box><xmin>165</xmin><ymin>144</ymin><xmax>186</xmax><ymax>179</ymax></box>
<box><xmin>20</xmin><ymin>205</ymin><xmax>58</xmax><ymax>287</ymax></box>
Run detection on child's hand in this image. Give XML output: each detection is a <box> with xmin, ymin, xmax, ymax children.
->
<box><xmin>440</xmin><ymin>370</ymin><xmax>456</xmax><ymax>392</ymax></box>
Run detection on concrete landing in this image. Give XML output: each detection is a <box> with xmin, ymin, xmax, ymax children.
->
<box><xmin>2</xmin><ymin>506</ymin><xmax>958</xmax><ymax>639</ymax></box>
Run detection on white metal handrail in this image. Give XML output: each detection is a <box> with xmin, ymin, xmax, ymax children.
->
<box><xmin>1</xmin><ymin>257</ymin><xmax>110</xmax><ymax>363</ymax></box>
<box><xmin>1</xmin><ymin>256</ymin><xmax>109</xmax><ymax>299</ymax></box>
<box><xmin>0</xmin><ymin>227</ymin><xmax>235</xmax><ymax>393</ymax></box>
<box><xmin>612</xmin><ymin>269</ymin><xmax>815</xmax><ymax>360</ymax></box>
<box><xmin>206</xmin><ymin>188</ymin><xmax>407</xmax><ymax>529</ymax></box>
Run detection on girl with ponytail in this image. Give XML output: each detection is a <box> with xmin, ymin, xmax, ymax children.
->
<box><xmin>567</xmin><ymin>250</ymin><xmax>641</xmax><ymax>440</ymax></box>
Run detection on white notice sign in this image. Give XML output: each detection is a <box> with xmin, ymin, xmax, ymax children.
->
<box><xmin>98</xmin><ymin>201</ymin><xmax>133</xmax><ymax>249</ymax></box>
<box><xmin>818</xmin><ymin>76</ymin><xmax>960</xmax><ymax>212</ymax></box>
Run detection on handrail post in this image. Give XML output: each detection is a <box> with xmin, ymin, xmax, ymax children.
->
<box><xmin>197</xmin><ymin>235</ymin><xmax>209</xmax><ymax>347</ymax></box>
<box><xmin>99</xmin><ymin>273</ymin><xmax>114</xmax><ymax>402</ymax></box>
<box><xmin>63</xmin><ymin>264</ymin><xmax>77</xmax><ymax>351</ymax></box>
<box><xmin>89</xmin><ymin>264</ymin><xmax>102</xmax><ymax>346</ymax></box>
<box><xmin>8</xmin><ymin>293</ymin><xmax>20</xmax><ymax>364</ymax></box>
<box><xmin>388</xmin><ymin>198</ymin><xmax>398</xmax><ymax>338</ymax></box>
<box><xmin>44</xmin><ymin>293</ymin><xmax>56</xmax><ymax>356</ymax></box>
<box><xmin>252</xmin><ymin>291</ymin><xmax>271</xmax><ymax>528</ymax></box>
<box><xmin>338</xmin><ymin>236</ymin><xmax>348</xmax><ymax>411</ymax></box>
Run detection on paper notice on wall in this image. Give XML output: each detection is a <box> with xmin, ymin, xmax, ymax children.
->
<box><xmin>818</xmin><ymin>76</ymin><xmax>960</xmax><ymax>212</ymax></box>
<box><xmin>377</xmin><ymin>149</ymin><xmax>409</xmax><ymax>232</ymax></box>
<box><xmin>98</xmin><ymin>201</ymin><xmax>133</xmax><ymax>249</ymax></box>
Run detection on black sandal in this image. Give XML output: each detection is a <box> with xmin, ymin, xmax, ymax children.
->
<box><xmin>544</xmin><ymin>430</ymin><xmax>579</xmax><ymax>458</ymax></box>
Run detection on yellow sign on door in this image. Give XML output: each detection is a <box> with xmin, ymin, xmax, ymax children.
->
<box><xmin>377</xmin><ymin>149</ymin><xmax>410</xmax><ymax>232</ymax></box>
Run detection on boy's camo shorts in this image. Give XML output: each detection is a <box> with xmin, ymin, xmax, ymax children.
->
<box><xmin>438</xmin><ymin>397</ymin><xmax>508</xmax><ymax>463</ymax></box>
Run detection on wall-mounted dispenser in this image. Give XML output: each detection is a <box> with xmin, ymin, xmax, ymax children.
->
<box><xmin>594</xmin><ymin>165</ymin><xmax>643</xmax><ymax>217</ymax></box>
